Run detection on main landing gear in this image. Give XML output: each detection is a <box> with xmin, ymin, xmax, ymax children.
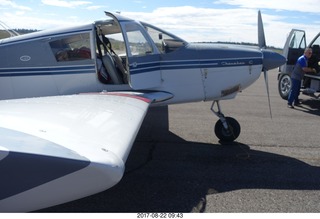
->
<box><xmin>211</xmin><ymin>101</ymin><xmax>241</xmax><ymax>142</ymax></box>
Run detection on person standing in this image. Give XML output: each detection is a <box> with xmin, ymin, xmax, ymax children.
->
<box><xmin>287</xmin><ymin>48</ymin><xmax>316</xmax><ymax>108</ymax></box>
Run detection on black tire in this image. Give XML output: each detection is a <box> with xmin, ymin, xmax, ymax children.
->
<box><xmin>214</xmin><ymin>117</ymin><xmax>241</xmax><ymax>142</ymax></box>
<box><xmin>278</xmin><ymin>74</ymin><xmax>291</xmax><ymax>100</ymax></box>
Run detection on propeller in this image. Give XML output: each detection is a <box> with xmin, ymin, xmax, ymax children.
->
<box><xmin>258</xmin><ymin>10</ymin><xmax>272</xmax><ymax>118</ymax></box>
<box><xmin>258</xmin><ymin>11</ymin><xmax>286</xmax><ymax>119</ymax></box>
<box><xmin>258</xmin><ymin>11</ymin><xmax>266</xmax><ymax>49</ymax></box>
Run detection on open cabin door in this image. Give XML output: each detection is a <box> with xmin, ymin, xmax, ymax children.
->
<box><xmin>122</xmin><ymin>22</ymin><xmax>162</xmax><ymax>89</ymax></box>
<box><xmin>280</xmin><ymin>29</ymin><xmax>306</xmax><ymax>74</ymax></box>
<box><xmin>105</xmin><ymin>12</ymin><xmax>161</xmax><ymax>90</ymax></box>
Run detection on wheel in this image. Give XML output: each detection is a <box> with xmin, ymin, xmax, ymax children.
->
<box><xmin>214</xmin><ymin>117</ymin><xmax>241</xmax><ymax>142</ymax></box>
<box><xmin>278</xmin><ymin>74</ymin><xmax>291</xmax><ymax>100</ymax></box>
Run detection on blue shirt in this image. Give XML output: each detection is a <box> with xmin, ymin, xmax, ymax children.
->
<box><xmin>291</xmin><ymin>55</ymin><xmax>308</xmax><ymax>81</ymax></box>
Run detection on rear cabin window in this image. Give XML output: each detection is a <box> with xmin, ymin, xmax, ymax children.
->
<box><xmin>50</xmin><ymin>33</ymin><xmax>91</xmax><ymax>62</ymax></box>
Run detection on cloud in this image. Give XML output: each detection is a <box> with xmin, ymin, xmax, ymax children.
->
<box><xmin>2</xmin><ymin>3</ymin><xmax>319</xmax><ymax>48</ymax></box>
<box><xmin>122</xmin><ymin>7</ymin><xmax>285</xmax><ymax>46</ymax></box>
<box><xmin>41</xmin><ymin>0</ymin><xmax>92</xmax><ymax>8</ymax></box>
<box><xmin>215</xmin><ymin>0</ymin><xmax>320</xmax><ymax>13</ymax></box>
<box><xmin>120</xmin><ymin>6</ymin><xmax>320</xmax><ymax>48</ymax></box>
<box><xmin>0</xmin><ymin>0</ymin><xmax>32</xmax><ymax>11</ymax></box>
<box><xmin>1</xmin><ymin>11</ymin><xmax>84</xmax><ymax>30</ymax></box>
<box><xmin>86</xmin><ymin>5</ymin><xmax>105</xmax><ymax>10</ymax></box>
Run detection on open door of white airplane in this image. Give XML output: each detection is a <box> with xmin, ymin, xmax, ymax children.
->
<box><xmin>104</xmin><ymin>12</ymin><xmax>162</xmax><ymax>90</ymax></box>
<box><xmin>121</xmin><ymin>21</ymin><xmax>162</xmax><ymax>89</ymax></box>
<box><xmin>280</xmin><ymin>29</ymin><xmax>306</xmax><ymax>74</ymax></box>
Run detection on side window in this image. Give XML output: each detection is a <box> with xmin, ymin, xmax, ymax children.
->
<box><xmin>50</xmin><ymin>33</ymin><xmax>91</xmax><ymax>62</ymax></box>
<box><xmin>125</xmin><ymin>23</ymin><xmax>153</xmax><ymax>56</ymax></box>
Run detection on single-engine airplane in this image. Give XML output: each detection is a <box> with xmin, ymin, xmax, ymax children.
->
<box><xmin>0</xmin><ymin>11</ymin><xmax>285</xmax><ymax>212</ymax></box>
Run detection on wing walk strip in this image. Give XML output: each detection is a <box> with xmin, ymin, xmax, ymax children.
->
<box><xmin>0</xmin><ymin>93</ymin><xmax>151</xmax><ymax>212</ymax></box>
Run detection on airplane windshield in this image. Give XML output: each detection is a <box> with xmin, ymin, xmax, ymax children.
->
<box><xmin>141</xmin><ymin>22</ymin><xmax>186</xmax><ymax>53</ymax></box>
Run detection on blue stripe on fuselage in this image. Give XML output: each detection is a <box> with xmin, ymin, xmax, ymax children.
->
<box><xmin>0</xmin><ymin>65</ymin><xmax>95</xmax><ymax>77</ymax></box>
<box><xmin>129</xmin><ymin>57</ymin><xmax>262</xmax><ymax>74</ymax></box>
<box><xmin>0</xmin><ymin>58</ymin><xmax>262</xmax><ymax>77</ymax></box>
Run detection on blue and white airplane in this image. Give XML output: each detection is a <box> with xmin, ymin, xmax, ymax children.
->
<box><xmin>0</xmin><ymin>11</ymin><xmax>285</xmax><ymax>212</ymax></box>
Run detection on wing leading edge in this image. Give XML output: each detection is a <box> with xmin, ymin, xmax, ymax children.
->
<box><xmin>0</xmin><ymin>93</ymin><xmax>151</xmax><ymax>212</ymax></box>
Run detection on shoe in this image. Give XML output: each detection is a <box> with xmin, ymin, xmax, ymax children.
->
<box><xmin>287</xmin><ymin>104</ymin><xmax>294</xmax><ymax>109</ymax></box>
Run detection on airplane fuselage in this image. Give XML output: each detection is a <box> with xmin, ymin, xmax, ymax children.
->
<box><xmin>0</xmin><ymin>13</ymin><xmax>265</xmax><ymax>105</ymax></box>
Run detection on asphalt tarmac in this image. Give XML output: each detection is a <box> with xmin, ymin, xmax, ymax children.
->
<box><xmin>41</xmin><ymin>69</ymin><xmax>320</xmax><ymax>213</ymax></box>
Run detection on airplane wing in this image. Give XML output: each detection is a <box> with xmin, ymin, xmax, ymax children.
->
<box><xmin>0</xmin><ymin>92</ymin><xmax>163</xmax><ymax>212</ymax></box>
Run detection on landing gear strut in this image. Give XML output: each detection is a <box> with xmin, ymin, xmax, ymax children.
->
<box><xmin>211</xmin><ymin>101</ymin><xmax>241</xmax><ymax>142</ymax></box>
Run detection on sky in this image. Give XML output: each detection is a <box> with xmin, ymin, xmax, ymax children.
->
<box><xmin>1</xmin><ymin>0</ymin><xmax>320</xmax><ymax>48</ymax></box>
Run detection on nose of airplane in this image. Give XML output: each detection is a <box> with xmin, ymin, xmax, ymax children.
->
<box><xmin>261</xmin><ymin>49</ymin><xmax>287</xmax><ymax>71</ymax></box>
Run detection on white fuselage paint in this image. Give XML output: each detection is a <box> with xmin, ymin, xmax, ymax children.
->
<box><xmin>0</xmin><ymin>64</ymin><xmax>262</xmax><ymax>105</ymax></box>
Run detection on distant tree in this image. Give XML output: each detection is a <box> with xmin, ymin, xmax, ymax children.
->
<box><xmin>13</xmin><ymin>28</ymin><xmax>38</xmax><ymax>34</ymax></box>
<box><xmin>0</xmin><ymin>28</ymin><xmax>39</xmax><ymax>39</ymax></box>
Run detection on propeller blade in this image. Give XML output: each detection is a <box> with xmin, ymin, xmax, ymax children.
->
<box><xmin>258</xmin><ymin>10</ymin><xmax>266</xmax><ymax>49</ymax></box>
<box><xmin>259</xmin><ymin>10</ymin><xmax>275</xmax><ymax>119</ymax></box>
<box><xmin>263</xmin><ymin>70</ymin><xmax>272</xmax><ymax>119</ymax></box>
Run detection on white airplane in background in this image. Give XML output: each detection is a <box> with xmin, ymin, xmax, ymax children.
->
<box><xmin>0</xmin><ymin>11</ymin><xmax>285</xmax><ymax>212</ymax></box>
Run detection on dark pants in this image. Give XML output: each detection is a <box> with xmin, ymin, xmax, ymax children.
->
<box><xmin>288</xmin><ymin>78</ymin><xmax>301</xmax><ymax>105</ymax></box>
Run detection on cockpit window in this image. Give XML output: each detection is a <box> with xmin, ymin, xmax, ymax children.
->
<box><xmin>142</xmin><ymin>22</ymin><xmax>186</xmax><ymax>53</ymax></box>
<box><xmin>50</xmin><ymin>33</ymin><xmax>91</xmax><ymax>62</ymax></box>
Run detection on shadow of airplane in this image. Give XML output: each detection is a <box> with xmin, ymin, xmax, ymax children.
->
<box><xmin>40</xmin><ymin>106</ymin><xmax>320</xmax><ymax>213</ymax></box>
